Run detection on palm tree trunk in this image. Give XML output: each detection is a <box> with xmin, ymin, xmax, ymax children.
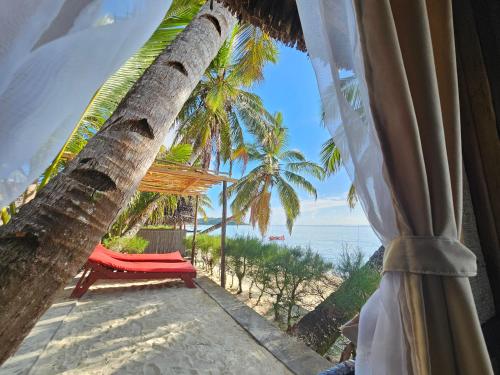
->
<box><xmin>201</xmin><ymin>214</ymin><xmax>237</xmax><ymax>233</ymax></box>
<box><xmin>290</xmin><ymin>246</ymin><xmax>384</xmax><ymax>355</ymax></box>
<box><xmin>122</xmin><ymin>197</ymin><xmax>161</xmax><ymax>238</ymax></box>
<box><xmin>0</xmin><ymin>2</ymin><xmax>235</xmax><ymax>364</ymax></box>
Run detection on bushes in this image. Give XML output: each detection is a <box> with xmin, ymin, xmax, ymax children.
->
<box><xmin>251</xmin><ymin>245</ymin><xmax>332</xmax><ymax>329</ymax></box>
<box><xmin>187</xmin><ymin>234</ymin><xmax>221</xmax><ymax>275</ymax></box>
<box><xmin>226</xmin><ymin>236</ymin><xmax>260</xmax><ymax>294</ymax></box>
<box><xmin>194</xmin><ymin>235</ymin><xmax>332</xmax><ymax>330</ymax></box>
<box><xmin>103</xmin><ymin>236</ymin><xmax>149</xmax><ymax>254</ymax></box>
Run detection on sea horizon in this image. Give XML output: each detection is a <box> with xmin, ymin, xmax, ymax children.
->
<box><xmin>191</xmin><ymin>223</ymin><xmax>381</xmax><ymax>264</ymax></box>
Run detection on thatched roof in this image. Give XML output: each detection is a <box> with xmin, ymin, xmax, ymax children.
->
<box><xmin>139</xmin><ymin>161</ymin><xmax>236</xmax><ymax>196</ymax></box>
<box><xmin>220</xmin><ymin>0</ymin><xmax>353</xmax><ymax>69</ymax></box>
<box><xmin>220</xmin><ymin>0</ymin><xmax>306</xmax><ymax>50</ymax></box>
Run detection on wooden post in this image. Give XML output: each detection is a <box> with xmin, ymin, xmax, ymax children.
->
<box><xmin>191</xmin><ymin>196</ymin><xmax>199</xmax><ymax>265</ymax></box>
<box><xmin>220</xmin><ymin>181</ymin><xmax>227</xmax><ymax>288</ymax></box>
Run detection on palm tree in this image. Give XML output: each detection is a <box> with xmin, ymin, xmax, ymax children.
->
<box><xmin>38</xmin><ymin>0</ymin><xmax>205</xmax><ymax>189</ymax></box>
<box><xmin>175</xmin><ymin>23</ymin><xmax>278</xmax><ymax>170</ymax></box>
<box><xmin>0</xmin><ymin>2</ymin><xmax>237</xmax><ymax>362</ymax></box>
<box><xmin>229</xmin><ymin>112</ymin><xmax>325</xmax><ymax>235</ymax></box>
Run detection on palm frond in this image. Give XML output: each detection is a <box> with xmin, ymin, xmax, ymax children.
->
<box><xmin>274</xmin><ymin>177</ymin><xmax>300</xmax><ymax>234</ymax></box>
<box><xmin>233</xmin><ymin>25</ymin><xmax>278</xmax><ymax>85</ymax></box>
<box><xmin>282</xmin><ymin>171</ymin><xmax>318</xmax><ymax>199</ymax></box>
<box><xmin>280</xmin><ymin>149</ymin><xmax>305</xmax><ymax>162</ymax></box>
<box><xmin>347</xmin><ymin>184</ymin><xmax>357</xmax><ymax>209</ymax></box>
<box><xmin>320</xmin><ymin>137</ymin><xmax>342</xmax><ymax>176</ymax></box>
<box><xmin>286</xmin><ymin>161</ymin><xmax>325</xmax><ymax>180</ymax></box>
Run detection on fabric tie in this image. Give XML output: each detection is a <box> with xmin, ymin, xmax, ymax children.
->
<box><xmin>383</xmin><ymin>236</ymin><xmax>477</xmax><ymax>276</ymax></box>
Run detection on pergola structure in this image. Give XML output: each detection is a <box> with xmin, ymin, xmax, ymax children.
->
<box><xmin>62</xmin><ymin>151</ymin><xmax>236</xmax><ymax>285</ymax></box>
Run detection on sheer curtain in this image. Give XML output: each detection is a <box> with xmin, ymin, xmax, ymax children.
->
<box><xmin>297</xmin><ymin>0</ymin><xmax>492</xmax><ymax>374</ymax></box>
<box><xmin>0</xmin><ymin>0</ymin><xmax>171</xmax><ymax>207</ymax></box>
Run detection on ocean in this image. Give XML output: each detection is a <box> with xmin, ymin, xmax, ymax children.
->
<box><xmin>192</xmin><ymin>224</ymin><xmax>381</xmax><ymax>264</ymax></box>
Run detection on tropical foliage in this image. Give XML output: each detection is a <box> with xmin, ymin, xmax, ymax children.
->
<box><xmin>228</xmin><ymin>112</ymin><xmax>325</xmax><ymax>235</ymax></box>
<box><xmin>39</xmin><ymin>0</ymin><xmax>205</xmax><ymax>187</ymax></box>
<box><xmin>319</xmin><ymin>73</ymin><xmax>362</xmax><ymax>208</ymax></box>
<box><xmin>185</xmin><ymin>233</ymin><xmax>221</xmax><ymax>275</ymax></box>
<box><xmin>175</xmin><ymin>23</ymin><xmax>278</xmax><ymax>170</ymax></box>
<box><xmin>103</xmin><ymin>236</ymin><xmax>149</xmax><ymax>254</ymax></box>
<box><xmin>191</xmin><ymin>234</ymin><xmax>332</xmax><ymax>329</ymax></box>
<box><xmin>108</xmin><ymin>144</ymin><xmax>196</xmax><ymax>238</ymax></box>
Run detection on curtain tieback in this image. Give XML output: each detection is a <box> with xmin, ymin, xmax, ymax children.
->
<box><xmin>383</xmin><ymin>236</ymin><xmax>477</xmax><ymax>276</ymax></box>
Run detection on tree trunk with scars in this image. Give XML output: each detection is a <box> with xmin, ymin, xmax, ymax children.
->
<box><xmin>122</xmin><ymin>196</ymin><xmax>162</xmax><ymax>238</ymax></box>
<box><xmin>290</xmin><ymin>246</ymin><xmax>384</xmax><ymax>355</ymax></box>
<box><xmin>201</xmin><ymin>214</ymin><xmax>237</xmax><ymax>233</ymax></box>
<box><xmin>0</xmin><ymin>2</ymin><xmax>236</xmax><ymax>364</ymax></box>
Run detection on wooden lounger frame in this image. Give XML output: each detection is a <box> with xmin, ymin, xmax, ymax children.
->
<box><xmin>71</xmin><ymin>261</ymin><xmax>196</xmax><ymax>298</ymax></box>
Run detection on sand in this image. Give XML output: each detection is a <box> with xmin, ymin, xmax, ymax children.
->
<box><xmin>1</xmin><ymin>280</ymin><xmax>292</xmax><ymax>375</ymax></box>
<box><xmin>203</xmin><ymin>268</ymin><xmax>341</xmax><ymax>327</ymax></box>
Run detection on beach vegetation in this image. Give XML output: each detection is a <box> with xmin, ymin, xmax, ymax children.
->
<box><xmin>228</xmin><ymin>113</ymin><xmax>325</xmax><ymax>236</ymax></box>
<box><xmin>175</xmin><ymin>23</ymin><xmax>278</xmax><ymax>170</ymax></box>
<box><xmin>195</xmin><ymin>235</ymin><xmax>333</xmax><ymax>330</ymax></box>
<box><xmin>225</xmin><ymin>235</ymin><xmax>261</xmax><ymax>294</ymax></box>
<box><xmin>103</xmin><ymin>236</ymin><xmax>149</xmax><ymax>254</ymax></box>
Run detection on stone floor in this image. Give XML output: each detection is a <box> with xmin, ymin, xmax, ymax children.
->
<box><xmin>0</xmin><ymin>277</ymin><xmax>330</xmax><ymax>375</ymax></box>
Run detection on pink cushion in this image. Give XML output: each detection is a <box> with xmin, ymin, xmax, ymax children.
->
<box><xmin>95</xmin><ymin>244</ymin><xmax>185</xmax><ymax>262</ymax></box>
<box><xmin>89</xmin><ymin>248</ymin><xmax>195</xmax><ymax>273</ymax></box>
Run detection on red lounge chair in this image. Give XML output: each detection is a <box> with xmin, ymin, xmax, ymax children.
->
<box><xmin>71</xmin><ymin>249</ymin><xmax>196</xmax><ymax>298</ymax></box>
<box><xmin>95</xmin><ymin>244</ymin><xmax>185</xmax><ymax>262</ymax></box>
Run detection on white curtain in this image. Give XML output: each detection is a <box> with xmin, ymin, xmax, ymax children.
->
<box><xmin>0</xmin><ymin>0</ymin><xmax>172</xmax><ymax>207</ymax></box>
<box><xmin>298</xmin><ymin>0</ymin><xmax>492</xmax><ymax>374</ymax></box>
<box><xmin>296</xmin><ymin>0</ymin><xmax>417</xmax><ymax>373</ymax></box>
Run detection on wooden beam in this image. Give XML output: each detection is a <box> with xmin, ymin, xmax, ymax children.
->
<box><xmin>220</xmin><ymin>180</ymin><xmax>227</xmax><ymax>288</ymax></box>
<box><xmin>191</xmin><ymin>196</ymin><xmax>199</xmax><ymax>266</ymax></box>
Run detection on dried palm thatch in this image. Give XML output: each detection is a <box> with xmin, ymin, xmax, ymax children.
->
<box><xmin>139</xmin><ymin>161</ymin><xmax>237</xmax><ymax>196</ymax></box>
<box><xmin>221</xmin><ymin>0</ymin><xmax>353</xmax><ymax>69</ymax></box>
<box><xmin>220</xmin><ymin>0</ymin><xmax>306</xmax><ymax>50</ymax></box>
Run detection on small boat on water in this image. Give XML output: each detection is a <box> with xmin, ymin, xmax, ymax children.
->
<box><xmin>269</xmin><ymin>235</ymin><xmax>285</xmax><ymax>241</ymax></box>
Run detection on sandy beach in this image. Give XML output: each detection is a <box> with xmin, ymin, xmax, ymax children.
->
<box><xmin>1</xmin><ymin>279</ymin><xmax>293</xmax><ymax>375</ymax></box>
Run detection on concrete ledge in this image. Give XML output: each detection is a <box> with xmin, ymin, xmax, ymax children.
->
<box><xmin>196</xmin><ymin>277</ymin><xmax>331</xmax><ymax>375</ymax></box>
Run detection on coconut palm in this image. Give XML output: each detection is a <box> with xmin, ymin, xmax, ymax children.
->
<box><xmin>175</xmin><ymin>23</ymin><xmax>278</xmax><ymax>170</ymax></box>
<box><xmin>229</xmin><ymin>112</ymin><xmax>325</xmax><ymax>235</ymax></box>
<box><xmin>0</xmin><ymin>2</ymin><xmax>237</xmax><ymax>361</ymax></box>
<box><xmin>38</xmin><ymin>0</ymin><xmax>205</xmax><ymax>189</ymax></box>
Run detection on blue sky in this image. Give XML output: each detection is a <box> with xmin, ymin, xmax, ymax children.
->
<box><xmin>197</xmin><ymin>44</ymin><xmax>369</xmax><ymax>226</ymax></box>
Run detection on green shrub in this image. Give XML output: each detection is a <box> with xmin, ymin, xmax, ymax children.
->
<box><xmin>188</xmin><ymin>234</ymin><xmax>221</xmax><ymax>274</ymax></box>
<box><xmin>103</xmin><ymin>236</ymin><xmax>149</xmax><ymax>254</ymax></box>
<box><xmin>226</xmin><ymin>236</ymin><xmax>261</xmax><ymax>293</ymax></box>
<box><xmin>334</xmin><ymin>244</ymin><xmax>365</xmax><ymax>280</ymax></box>
<box><xmin>142</xmin><ymin>225</ymin><xmax>174</xmax><ymax>230</ymax></box>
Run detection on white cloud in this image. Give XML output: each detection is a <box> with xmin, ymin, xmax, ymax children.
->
<box><xmin>270</xmin><ymin>193</ymin><xmax>369</xmax><ymax>226</ymax></box>
<box><xmin>203</xmin><ymin>192</ymin><xmax>370</xmax><ymax>227</ymax></box>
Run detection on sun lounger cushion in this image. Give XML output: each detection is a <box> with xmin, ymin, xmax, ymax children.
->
<box><xmin>88</xmin><ymin>250</ymin><xmax>196</xmax><ymax>273</ymax></box>
<box><xmin>95</xmin><ymin>244</ymin><xmax>185</xmax><ymax>262</ymax></box>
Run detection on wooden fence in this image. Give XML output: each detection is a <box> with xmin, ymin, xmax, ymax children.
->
<box><xmin>137</xmin><ymin>229</ymin><xmax>186</xmax><ymax>256</ymax></box>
